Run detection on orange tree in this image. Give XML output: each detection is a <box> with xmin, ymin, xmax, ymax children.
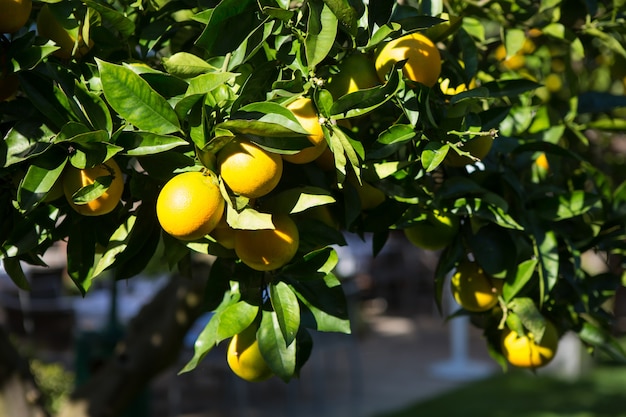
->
<box><xmin>1</xmin><ymin>0</ymin><xmax>626</xmax><ymax>403</ymax></box>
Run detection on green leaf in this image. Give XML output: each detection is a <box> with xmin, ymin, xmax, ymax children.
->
<box><xmin>258</xmin><ymin>309</ymin><xmax>296</xmax><ymax>381</ymax></box>
<box><xmin>96</xmin><ymin>59</ymin><xmax>181</xmax><ymax>135</ymax></box>
<box><xmin>217</xmin><ymin>101</ymin><xmax>311</xmax><ymax>138</ymax></box>
<box><xmin>503</xmin><ymin>259</ymin><xmax>538</xmax><ymax>302</ymax></box>
<box><xmin>226</xmin><ymin>205</ymin><xmax>274</xmax><ymax>230</ymax></box>
<box><xmin>283</xmin><ymin>247</ymin><xmax>339</xmax><ymax>279</ymax></box>
<box><xmin>69</xmin><ymin>175</ymin><xmax>113</xmax><ymax>205</ymax></box>
<box><xmin>482</xmin><ymin>79</ymin><xmax>541</xmax><ymax>98</ymax></box>
<box><xmin>288</xmin><ymin>273</ymin><xmax>351</xmax><ymax>333</ymax></box>
<box><xmin>19</xmin><ymin>71</ymin><xmax>74</xmax><ymax>130</ymax></box>
<box><xmin>322</xmin><ymin>0</ymin><xmax>358</xmax><ymax>36</ymax></box>
<box><xmin>66</xmin><ymin>224</ymin><xmax>97</xmax><ymax>295</ymax></box>
<box><xmin>508</xmin><ymin>297</ymin><xmax>548</xmax><ymax>341</ymax></box>
<box><xmin>421</xmin><ymin>142</ymin><xmax>449</xmax><ymax>172</ymax></box>
<box><xmin>1</xmin><ymin>257</ymin><xmax>31</xmax><ymax>291</ymax></box>
<box><xmin>83</xmin><ymin>0</ymin><xmax>135</xmax><ymax>37</ymax></box>
<box><xmin>535</xmin><ymin>191</ymin><xmax>601</xmax><ymax>221</ymax></box>
<box><xmin>180</xmin><ymin>290</ymin><xmax>239</xmax><ymax>374</ymax></box>
<box><xmin>92</xmin><ymin>216</ymin><xmax>136</xmax><ymax>278</ymax></box>
<box><xmin>187</xmin><ymin>72</ymin><xmax>238</xmax><ymax>95</ymax></box>
<box><xmin>162</xmin><ymin>52</ymin><xmax>218</xmax><ymax>78</ymax></box>
<box><xmin>264</xmin><ymin>186</ymin><xmax>336</xmax><ymax>214</ymax></box>
<box><xmin>535</xmin><ymin>228</ymin><xmax>559</xmax><ymax>301</ymax></box>
<box><xmin>467</xmin><ymin>224</ymin><xmax>517</xmax><ymax>278</ymax></box>
<box><xmin>116</xmin><ymin>131</ymin><xmax>189</xmax><ymax>156</ymax></box>
<box><xmin>269</xmin><ymin>281</ymin><xmax>300</xmax><ymax>346</ymax></box>
<box><xmin>1</xmin><ymin>121</ymin><xmax>55</xmax><ymax>167</ymax></box>
<box><xmin>17</xmin><ymin>149</ymin><xmax>67</xmax><ymax>212</ymax></box>
<box><xmin>216</xmin><ymin>301</ymin><xmax>259</xmax><ymax>343</ymax></box>
<box><xmin>579</xmin><ymin>321</ymin><xmax>626</xmax><ymax>362</ymax></box>
<box><xmin>73</xmin><ymin>81</ymin><xmax>113</xmax><ymax>134</ymax></box>
<box><xmin>306</xmin><ymin>1</ymin><xmax>338</xmax><ymax>69</ymax></box>
<box><xmin>195</xmin><ymin>0</ymin><xmax>257</xmax><ymax>54</ymax></box>
<box><xmin>331</xmin><ymin>67</ymin><xmax>402</xmax><ymax>118</ymax></box>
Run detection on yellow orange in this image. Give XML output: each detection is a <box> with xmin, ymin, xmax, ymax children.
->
<box><xmin>283</xmin><ymin>98</ymin><xmax>327</xmax><ymax>164</ymax></box>
<box><xmin>326</xmin><ymin>52</ymin><xmax>380</xmax><ymax>99</ymax></box>
<box><xmin>63</xmin><ymin>159</ymin><xmax>124</xmax><ymax>216</ymax></box>
<box><xmin>404</xmin><ymin>210</ymin><xmax>459</xmax><ymax>251</ymax></box>
<box><xmin>501</xmin><ymin>320</ymin><xmax>559</xmax><ymax>368</ymax></box>
<box><xmin>450</xmin><ymin>261</ymin><xmax>501</xmax><ymax>312</ymax></box>
<box><xmin>375</xmin><ymin>32</ymin><xmax>441</xmax><ymax>87</ymax></box>
<box><xmin>234</xmin><ymin>214</ymin><xmax>299</xmax><ymax>271</ymax></box>
<box><xmin>156</xmin><ymin>171</ymin><xmax>224</xmax><ymax>241</ymax></box>
<box><xmin>0</xmin><ymin>0</ymin><xmax>32</xmax><ymax>33</ymax></box>
<box><xmin>217</xmin><ymin>137</ymin><xmax>283</xmax><ymax>199</ymax></box>
<box><xmin>227</xmin><ymin>325</ymin><xmax>273</xmax><ymax>382</ymax></box>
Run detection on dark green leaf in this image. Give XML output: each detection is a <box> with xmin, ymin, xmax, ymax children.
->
<box><xmin>1</xmin><ymin>257</ymin><xmax>31</xmax><ymax>291</ymax></box>
<box><xmin>322</xmin><ymin>0</ymin><xmax>358</xmax><ymax>36</ymax></box>
<box><xmin>289</xmin><ymin>273</ymin><xmax>351</xmax><ymax>333</ymax></box>
<box><xmin>216</xmin><ymin>301</ymin><xmax>259</xmax><ymax>343</ymax></box>
<box><xmin>269</xmin><ymin>281</ymin><xmax>300</xmax><ymax>346</ymax></box>
<box><xmin>97</xmin><ymin>59</ymin><xmax>181</xmax><ymax>135</ymax></box>
<box><xmin>482</xmin><ymin>79</ymin><xmax>541</xmax><ymax>98</ymax></box>
<box><xmin>306</xmin><ymin>1</ymin><xmax>338</xmax><ymax>69</ymax></box>
<box><xmin>162</xmin><ymin>52</ymin><xmax>218</xmax><ymax>78</ymax></box>
<box><xmin>421</xmin><ymin>142</ymin><xmax>449</xmax><ymax>172</ymax></box>
<box><xmin>17</xmin><ymin>149</ymin><xmax>67</xmax><ymax>212</ymax></box>
<box><xmin>258</xmin><ymin>309</ymin><xmax>296</xmax><ymax>381</ymax></box>
<box><xmin>503</xmin><ymin>259</ymin><xmax>538</xmax><ymax>301</ymax></box>
<box><xmin>117</xmin><ymin>131</ymin><xmax>189</xmax><ymax>156</ymax></box>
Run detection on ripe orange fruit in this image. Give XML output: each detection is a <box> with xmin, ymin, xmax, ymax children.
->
<box><xmin>63</xmin><ymin>159</ymin><xmax>124</xmax><ymax>216</ymax></box>
<box><xmin>217</xmin><ymin>137</ymin><xmax>283</xmax><ymax>199</ymax></box>
<box><xmin>326</xmin><ymin>52</ymin><xmax>380</xmax><ymax>99</ymax></box>
<box><xmin>234</xmin><ymin>214</ymin><xmax>299</xmax><ymax>271</ymax></box>
<box><xmin>37</xmin><ymin>4</ymin><xmax>93</xmax><ymax>59</ymax></box>
<box><xmin>210</xmin><ymin>214</ymin><xmax>236</xmax><ymax>249</ymax></box>
<box><xmin>156</xmin><ymin>171</ymin><xmax>225</xmax><ymax>241</ymax></box>
<box><xmin>227</xmin><ymin>325</ymin><xmax>273</xmax><ymax>382</ymax></box>
<box><xmin>0</xmin><ymin>0</ymin><xmax>32</xmax><ymax>33</ymax></box>
<box><xmin>501</xmin><ymin>320</ymin><xmax>559</xmax><ymax>368</ymax></box>
<box><xmin>404</xmin><ymin>210</ymin><xmax>459</xmax><ymax>251</ymax></box>
<box><xmin>375</xmin><ymin>32</ymin><xmax>441</xmax><ymax>87</ymax></box>
<box><xmin>444</xmin><ymin>135</ymin><xmax>493</xmax><ymax>167</ymax></box>
<box><xmin>283</xmin><ymin>98</ymin><xmax>327</xmax><ymax>164</ymax></box>
<box><xmin>450</xmin><ymin>261</ymin><xmax>501</xmax><ymax>312</ymax></box>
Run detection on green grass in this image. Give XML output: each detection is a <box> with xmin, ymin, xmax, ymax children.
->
<box><xmin>377</xmin><ymin>366</ymin><xmax>626</xmax><ymax>417</ymax></box>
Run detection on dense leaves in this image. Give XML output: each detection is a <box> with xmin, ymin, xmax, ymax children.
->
<box><xmin>1</xmin><ymin>0</ymin><xmax>625</xmax><ymax>381</ymax></box>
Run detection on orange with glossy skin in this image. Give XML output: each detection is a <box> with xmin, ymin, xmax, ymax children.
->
<box><xmin>283</xmin><ymin>98</ymin><xmax>327</xmax><ymax>164</ymax></box>
<box><xmin>450</xmin><ymin>261</ymin><xmax>501</xmax><ymax>312</ymax></box>
<box><xmin>63</xmin><ymin>159</ymin><xmax>124</xmax><ymax>216</ymax></box>
<box><xmin>404</xmin><ymin>210</ymin><xmax>459</xmax><ymax>251</ymax></box>
<box><xmin>156</xmin><ymin>171</ymin><xmax>224</xmax><ymax>241</ymax></box>
<box><xmin>217</xmin><ymin>137</ymin><xmax>283</xmax><ymax>199</ymax></box>
<box><xmin>375</xmin><ymin>32</ymin><xmax>441</xmax><ymax>87</ymax></box>
<box><xmin>501</xmin><ymin>321</ymin><xmax>559</xmax><ymax>368</ymax></box>
<box><xmin>326</xmin><ymin>52</ymin><xmax>380</xmax><ymax>99</ymax></box>
<box><xmin>0</xmin><ymin>0</ymin><xmax>32</xmax><ymax>33</ymax></box>
<box><xmin>227</xmin><ymin>325</ymin><xmax>273</xmax><ymax>382</ymax></box>
<box><xmin>234</xmin><ymin>214</ymin><xmax>299</xmax><ymax>271</ymax></box>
